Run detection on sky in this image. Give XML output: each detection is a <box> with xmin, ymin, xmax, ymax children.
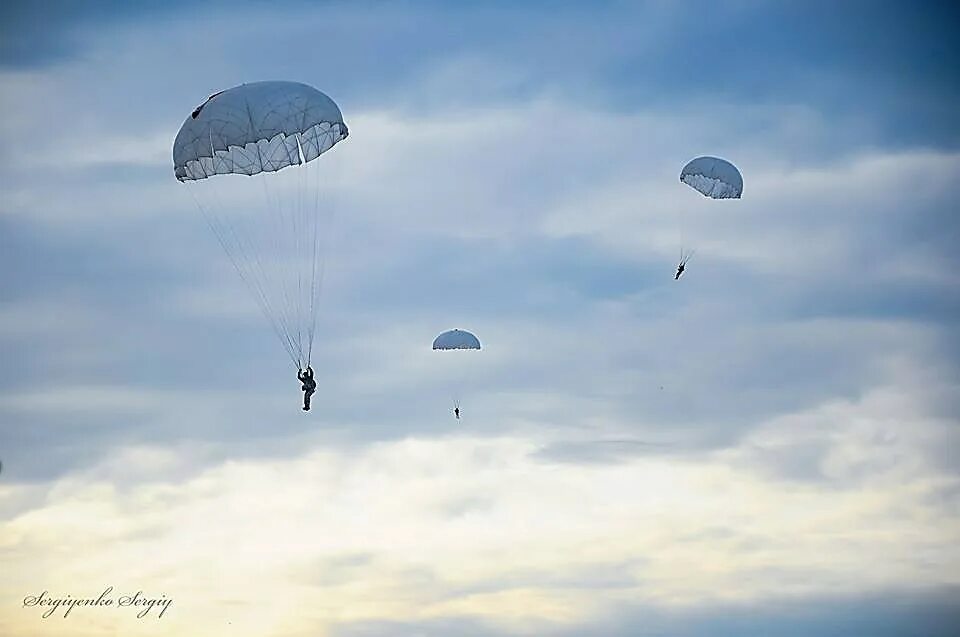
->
<box><xmin>1</xmin><ymin>1</ymin><xmax>959</xmax><ymax>635</ymax></box>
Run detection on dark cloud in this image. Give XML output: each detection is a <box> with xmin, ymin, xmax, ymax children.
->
<box><xmin>0</xmin><ymin>0</ymin><xmax>193</xmax><ymax>68</ymax></box>
<box><xmin>3</xmin><ymin>2</ymin><xmax>958</xmax><ymax>146</ymax></box>
<box><xmin>331</xmin><ymin>588</ymin><xmax>960</xmax><ymax>637</ymax></box>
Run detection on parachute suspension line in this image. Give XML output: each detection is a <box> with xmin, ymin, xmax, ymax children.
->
<box><xmin>232</xmin><ymin>174</ymin><xmax>300</xmax><ymax>366</ymax></box>
<box><xmin>234</xmin><ymin>110</ymin><xmax>300</xmax><ymax>365</ymax></box>
<box><xmin>306</xmin><ymin>151</ymin><xmax>319</xmax><ymax>366</ymax></box>
<box><xmin>259</xmin><ymin>172</ymin><xmax>293</xmax><ymax>358</ymax></box>
<box><xmin>306</xmin><ymin>132</ymin><xmax>340</xmax><ymax>367</ymax></box>
<box><xmin>452</xmin><ymin>356</ymin><xmax>465</xmax><ymax>416</ymax></box>
<box><xmin>677</xmin><ymin>205</ymin><xmax>693</xmax><ymax>270</ymax></box>
<box><xmin>296</xmin><ymin>138</ymin><xmax>315</xmax><ymax>367</ymax></box>
<box><xmin>312</xmin><ymin>144</ymin><xmax>330</xmax><ymax>367</ymax></box>
<box><xmin>259</xmin><ymin>171</ymin><xmax>304</xmax><ymax>367</ymax></box>
<box><xmin>296</xmin><ymin>142</ymin><xmax>305</xmax><ymax>367</ymax></box>
<box><xmin>289</xmin><ymin>157</ymin><xmax>310</xmax><ymax>368</ymax></box>
<box><xmin>306</xmin><ymin>150</ymin><xmax>321</xmax><ymax>367</ymax></box>
<box><xmin>307</xmin><ymin>151</ymin><xmax>325</xmax><ymax>366</ymax></box>
<box><xmin>679</xmin><ymin>208</ymin><xmax>686</xmax><ymax>265</ymax></box>
<box><xmin>205</xmin><ymin>168</ymin><xmax>303</xmax><ymax>368</ymax></box>
<box><xmin>186</xmin><ymin>185</ymin><xmax>301</xmax><ymax>368</ymax></box>
<box><xmin>286</xmin><ymin>141</ymin><xmax>301</xmax><ymax>365</ymax></box>
<box><xmin>291</xmin><ymin>131</ymin><xmax>319</xmax><ymax>368</ymax></box>
<box><xmin>208</xmin><ymin>127</ymin><xmax>301</xmax><ymax>367</ymax></box>
<box><xmin>205</xmin><ymin>187</ymin><xmax>301</xmax><ymax>367</ymax></box>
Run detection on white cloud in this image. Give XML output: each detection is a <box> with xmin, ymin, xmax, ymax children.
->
<box><xmin>544</xmin><ymin>148</ymin><xmax>960</xmax><ymax>274</ymax></box>
<box><xmin>2</xmin><ymin>367</ymin><xmax>957</xmax><ymax>636</ymax></box>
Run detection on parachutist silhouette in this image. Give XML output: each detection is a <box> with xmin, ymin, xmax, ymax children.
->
<box><xmin>454</xmin><ymin>407</ymin><xmax>460</xmax><ymax>420</ymax></box>
<box><xmin>298</xmin><ymin>366</ymin><xmax>316</xmax><ymax>411</ymax></box>
<box><xmin>675</xmin><ymin>249</ymin><xmax>694</xmax><ymax>280</ymax></box>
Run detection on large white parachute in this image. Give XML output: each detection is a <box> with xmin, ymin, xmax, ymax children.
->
<box><xmin>680</xmin><ymin>156</ymin><xmax>743</xmax><ymax>199</ymax></box>
<box><xmin>174</xmin><ymin>81</ymin><xmax>348</xmax><ymax>368</ymax></box>
<box><xmin>173</xmin><ymin>81</ymin><xmax>347</xmax><ymax>181</ymax></box>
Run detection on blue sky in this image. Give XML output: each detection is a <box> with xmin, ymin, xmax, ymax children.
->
<box><xmin>1</xmin><ymin>2</ymin><xmax>959</xmax><ymax>636</ymax></box>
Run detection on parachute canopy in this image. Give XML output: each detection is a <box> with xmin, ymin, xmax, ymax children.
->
<box><xmin>680</xmin><ymin>156</ymin><xmax>743</xmax><ymax>199</ymax></box>
<box><xmin>173</xmin><ymin>81</ymin><xmax>348</xmax><ymax>182</ymax></box>
<box><xmin>433</xmin><ymin>329</ymin><xmax>482</xmax><ymax>350</ymax></box>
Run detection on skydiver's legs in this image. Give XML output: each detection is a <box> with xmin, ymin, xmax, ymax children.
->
<box><xmin>303</xmin><ymin>389</ymin><xmax>314</xmax><ymax>411</ymax></box>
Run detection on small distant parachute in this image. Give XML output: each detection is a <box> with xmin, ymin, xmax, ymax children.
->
<box><xmin>433</xmin><ymin>329</ymin><xmax>482</xmax><ymax>350</ymax></box>
<box><xmin>433</xmin><ymin>329</ymin><xmax>481</xmax><ymax>419</ymax></box>
<box><xmin>680</xmin><ymin>156</ymin><xmax>743</xmax><ymax>199</ymax></box>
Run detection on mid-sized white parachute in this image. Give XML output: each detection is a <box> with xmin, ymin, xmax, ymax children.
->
<box><xmin>432</xmin><ymin>329</ymin><xmax>482</xmax><ymax>350</ymax></box>
<box><xmin>173</xmin><ymin>81</ymin><xmax>348</xmax><ymax>369</ymax></box>
<box><xmin>680</xmin><ymin>156</ymin><xmax>743</xmax><ymax>199</ymax></box>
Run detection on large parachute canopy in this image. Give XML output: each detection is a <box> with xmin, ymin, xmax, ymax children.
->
<box><xmin>173</xmin><ymin>81</ymin><xmax>348</xmax><ymax>181</ymax></box>
<box><xmin>433</xmin><ymin>329</ymin><xmax>482</xmax><ymax>350</ymax></box>
<box><xmin>173</xmin><ymin>81</ymin><xmax>348</xmax><ymax>369</ymax></box>
<box><xmin>680</xmin><ymin>156</ymin><xmax>743</xmax><ymax>199</ymax></box>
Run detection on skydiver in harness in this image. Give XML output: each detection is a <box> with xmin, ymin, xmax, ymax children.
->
<box><xmin>675</xmin><ymin>249</ymin><xmax>694</xmax><ymax>280</ymax></box>
<box><xmin>298</xmin><ymin>366</ymin><xmax>316</xmax><ymax>411</ymax></box>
